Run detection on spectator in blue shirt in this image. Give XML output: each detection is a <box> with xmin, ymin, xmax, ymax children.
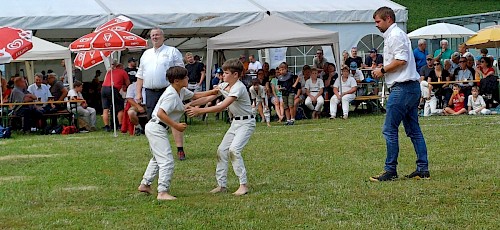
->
<box><xmin>413</xmin><ymin>39</ymin><xmax>428</xmax><ymax>72</ymax></box>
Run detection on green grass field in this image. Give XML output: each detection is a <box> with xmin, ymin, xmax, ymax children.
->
<box><xmin>393</xmin><ymin>0</ymin><xmax>500</xmax><ymax>32</ymax></box>
<box><xmin>1</xmin><ymin>114</ymin><xmax>499</xmax><ymax>229</ymax></box>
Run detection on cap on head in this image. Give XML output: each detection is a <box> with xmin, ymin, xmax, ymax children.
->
<box><xmin>215</xmin><ymin>68</ymin><xmax>223</xmax><ymax>74</ymax></box>
<box><xmin>349</xmin><ymin>62</ymin><xmax>358</xmax><ymax>70</ymax></box>
<box><xmin>128</xmin><ymin>57</ymin><xmax>137</xmax><ymax>62</ymax></box>
<box><xmin>426</xmin><ymin>54</ymin><xmax>434</xmax><ymax>59</ymax></box>
<box><xmin>369</xmin><ymin>48</ymin><xmax>377</xmax><ymax>53</ymax></box>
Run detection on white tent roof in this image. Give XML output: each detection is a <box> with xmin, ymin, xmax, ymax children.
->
<box><xmin>16</xmin><ymin>36</ymin><xmax>71</xmax><ymax>61</ymax></box>
<box><xmin>207</xmin><ymin>14</ymin><xmax>339</xmax><ymax>50</ymax></box>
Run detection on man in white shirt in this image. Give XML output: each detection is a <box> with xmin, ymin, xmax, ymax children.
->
<box><xmin>135</xmin><ymin>28</ymin><xmax>187</xmax><ymax>160</ymax></box>
<box><xmin>27</xmin><ymin>73</ymin><xmax>52</xmax><ymax>105</ymax></box>
<box><xmin>371</xmin><ymin>7</ymin><xmax>429</xmax><ymax>182</ymax></box>
<box><xmin>247</xmin><ymin>55</ymin><xmax>262</xmax><ymax>74</ymax></box>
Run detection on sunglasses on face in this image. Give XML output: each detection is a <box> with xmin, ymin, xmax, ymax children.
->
<box><xmin>480</xmin><ymin>61</ymin><xmax>485</xmax><ymax>63</ymax></box>
<box><xmin>434</xmin><ymin>63</ymin><xmax>441</xmax><ymax>65</ymax></box>
<box><xmin>459</xmin><ymin>61</ymin><xmax>466</xmax><ymax>63</ymax></box>
<box><xmin>426</xmin><ymin>59</ymin><xmax>433</xmax><ymax>61</ymax></box>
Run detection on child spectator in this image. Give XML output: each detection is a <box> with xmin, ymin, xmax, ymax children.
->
<box><xmin>249</xmin><ymin>78</ymin><xmax>271</xmax><ymax>127</ymax></box>
<box><xmin>468</xmin><ymin>86</ymin><xmax>491</xmax><ymax>115</ymax></box>
<box><xmin>330</xmin><ymin>65</ymin><xmax>357</xmax><ymax>119</ymax></box>
<box><xmin>269</xmin><ymin>70</ymin><xmax>284</xmax><ymax>122</ymax></box>
<box><xmin>444</xmin><ymin>84</ymin><xmax>466</xmax><ymax>115</ymax></box>
<box><xmin>277</xmin><ymin>62</ymin><xmax>296</xmax><ymax>125</ymax></box>
<box><xmin>304</xmin><ymin>68</ymin><xmax>324</xmax><ymax>119</ymax></box>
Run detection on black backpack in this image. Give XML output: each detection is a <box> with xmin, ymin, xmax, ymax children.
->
<box><xmin>479</xmin><ymin>75</ymin><xmax>499</xmax><ymax>102</ymax></box>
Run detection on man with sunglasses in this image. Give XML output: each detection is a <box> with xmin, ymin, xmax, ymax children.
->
<box><xmin>313</xmin><ymin>48</ymin><xmax>328</xmax><ymax>73</ymax></box>
<box><xmin>419</xmin><ymin>54</ymin><xmax>435</xmax><ymax>80</ymax></box>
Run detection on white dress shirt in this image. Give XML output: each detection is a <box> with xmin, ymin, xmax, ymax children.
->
<box><xmin>137</xmin><ymin>44</ymin><xmax>184</xmax><ymax>89</ymax></box>
<box><xmin>27</xmin><ymin>83</ymin><xmax>52</xmax><ymax>103</ymax></box>
<box><xmin>383</xmin><ymin>23</ymin><xmax>420</xmax><ymax>88</ymax></box>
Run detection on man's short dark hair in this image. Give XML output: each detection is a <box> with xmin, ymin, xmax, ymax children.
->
<box><xmin>166</xmin><ymin>66</ymin><xmax>188</xmax><ymax>83</ymax></box>
<box><xmin>73</xmin><ymin>81</ymin><xmax>83</xmax><ymax>87</ymax></box>
<box><xmin>373</xmin><ymin>7</ymin><xmax>395</xmax><ymax>22</ymax></box>
<box><xmin>480</xmin><ymin>48</ymin><xmax>488</xmax><ymax>54</ymax></box>
<box><xmin>222</xmin><ymin>58</ymin><xmax>244</xmax><ymax>75</ymax></box>
<box><xmin>302</xmin><ymin>65</ymin><xmax>311</xmax><ymax>71</ymax></box>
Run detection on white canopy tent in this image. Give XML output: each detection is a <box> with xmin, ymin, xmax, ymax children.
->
<box><xmin>0</xmin><ymin>0</ymin><xmax>407</xmax><ymax>53</ymax></box>
<box><xmin>205</xmin><ymin>14</ymin><xmax>341</xmax><ymax>89</ymax></box>
<box><xmin>13</xmin><ymin>36</ymin><xmax>73</xmax><ymax>89</ymax></box>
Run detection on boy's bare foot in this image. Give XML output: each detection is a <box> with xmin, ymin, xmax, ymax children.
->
<box><xmin>267</xmin><ymin>123</ymin><xmax>271</xmax><ymax>127</ymax></box>
<box><xmin>209</xmin><ymin>186</ymin><xmax>227</xmax><ymax>194</ymax></box>
<box><xmin>232</xmin><ymin>185</ymin><xmax>248</xmax><ymax>196</ymax></box>
<box><xmin>157</xmin><ymin>192</ymin><xmax>177</xmax><ymax>200</ymax></box>
<box><xmin>138</xmin><ymin>184</ymin><xmax>153</xmax><ymax>195</ymax></box>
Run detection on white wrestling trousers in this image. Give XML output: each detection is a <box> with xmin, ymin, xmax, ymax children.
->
<box><xmin>141</xmin><ymin>122</ymin><xmax>174</xmax><ymax>193</ymax></box>
<box><xmin>216</xmin><ymin>118</ymin><xmax>256</xmax><ymax>187</ymax></box>
<box><xmin>423</xmin><ymin>96</ymin><xmax>443</xmax><ymax>116</ymax></box>
<box><xmin>305</xmin><ymin>93</ymin><xmax>324</xmax><ymax>112</ymax></box>
<box><xmin>330</xmin><ymin>94</ymin><xmax>356</xmax><ymax>117</ymax></box>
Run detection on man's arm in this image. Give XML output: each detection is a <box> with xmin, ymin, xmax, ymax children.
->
<box><xmin>127</xmin><ymin>98</ymin><xmax>145</xmax><ymax>113</ymax></box>
<box><xmin>157</xmin><ymin>108</ymin><xmax>186</xmax><ymax>132</ymax></box>
<box><xmin>188</xmin><ymin>94</ymin><xmax>219</xmax><ymax>107</ymax></box>
<box><xmin>191</xmin><ymin>88</ymin><xmax>218</xmax><ymax>101</ymax></box>
<box><xmin>59</xmin><ymin>87</ymin><xmax>68</xmax><ymax>101</ymax></box>
<box><xmin>135</xmin><ymin>78</ymin><xmax>143</xmax><ymax>102</ymax></box>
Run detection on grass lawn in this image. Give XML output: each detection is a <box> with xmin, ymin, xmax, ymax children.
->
<box><xmin>393</xmin><ymin>0</ymin><xmax>500</xmax><ymax>32</ymax></box>
<box><xmin>0</xmin><ymin>114</ymin><xmax>499</xmax><ymax>229</ymax></box>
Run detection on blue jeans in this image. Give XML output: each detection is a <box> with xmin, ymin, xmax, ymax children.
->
<box><xmin>383</xmin><ymin>81</ymin><xmax>428</xmax><ymax>173</ymax></box>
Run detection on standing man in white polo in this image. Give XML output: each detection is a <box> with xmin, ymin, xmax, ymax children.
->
<box><xmin>370</xmin><ymin>7</ymin><xmax>430</xmax><ymax>182</ymax></box>
<box><xmin>136</xmin><ymin>28</ymin><xmax>188</xmax><ymax>160</ymax></box>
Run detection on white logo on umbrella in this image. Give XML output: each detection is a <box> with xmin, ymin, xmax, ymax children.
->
<box><xmin>123</xmin><ymin>36</ymin><xmax>137</xmax><ymax>40</ymax></box>
<box><xmin>7</xmin><ymin>39</ymin><xmax>23</xmax><ymax>50</ymax></box>
<box><xmin>80</xmin><ymin>37</ymin><xmax>92</xmax><ymax>42</ymax></box>
<box><xmin>103</xmin><ymin>33</ymin><xmax>112</xmax><ymax>42</ymax></box>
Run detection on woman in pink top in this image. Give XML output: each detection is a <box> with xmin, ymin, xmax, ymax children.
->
<box><xmin>101</xmin><ymin>63</ymin><xmax>130</xmax><ymax>131</ymax></box>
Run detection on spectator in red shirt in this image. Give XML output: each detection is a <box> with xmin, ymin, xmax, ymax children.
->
<box><xmin>444</xmin><ymin>84</ymin><xmax>466</xmax><ymax>115</ymax></box>
<box><xmin>101</xmin><ymin>62</ymin><xmax>130</xmax><ymax>131</ymax></box>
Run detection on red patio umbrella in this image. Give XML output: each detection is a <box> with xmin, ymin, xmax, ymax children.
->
<box><xmin>74</xmin><ymin>16</ymin><xmax>134</xmax><ymax>70</ymax></box>
<box><xmin>69</xmin><ymin>27</ymin><xmax>147</xmax><ymax>137</ymax></box>
<box><xmin>0</xmin><ymin>27</ymin><xmax>33</xmax><ymax>106</ymax></box>
<box><xmin>74</xmin><ymin>50</ymin><xmax>113</xmax><ymax>70</ymax></box>
<box><xmin>0</xmin><ymin>27</ymin><xmax>33</xmax><ymax>64</ymax></box>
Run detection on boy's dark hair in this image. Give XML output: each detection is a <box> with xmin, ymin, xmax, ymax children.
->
<box><xmin>302</xmin><ymin>65</ymin><xmax>311</xmax><ymax>71</ymax></box>
<box><xmin>452</xmin><ymin>84</ymin><xmax>461</xmax><ymax>89</ymax></box>
<box><xmin>480</xmin><ymin>48</ymin><xmax>488</xmax><ymax>54</ymax></box>
<box><xmin>327</xmin><ymin>62</ymin><xmax>336</xmax><ymax>69</ymax></box>
<box><xmin>73</xmin><ymin>81</ymin><xmax>83</xmax><ymax>87</ymax></box>
<box><xmin>373</xmin><ymin>7</ymin><xmax>395</xmax><ymax>22</ymax></box>
<box><xmin>269</xmin><ymin>69</ymin><xmax>276</xmax><ymax>76</ymax></box>
<box><xmin>167</xmin><ymin>66</ymin><xmax>188</xmax><ymax>83</ymax></box>
<box><xmin>222</xmin><ymin>58</ymin><xmax>244</xmax><ymax>75</ymax></box>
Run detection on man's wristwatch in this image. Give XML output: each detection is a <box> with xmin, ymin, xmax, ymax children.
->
<box><xmin>381</xmin><ymin>67</ymin><xmax>386</xmax><ymax>74</ymax></box>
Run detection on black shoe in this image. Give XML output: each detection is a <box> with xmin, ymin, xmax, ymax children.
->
<box><xmin>103</xmin><ymin>125</ymin><xmax>112</xmax><ymax>132</ymax></box>
<box><xmin>405</xmin><ymin>170</ymin><xmax>430</xmax><ymax>180</ymax></box>
<box><xmin>370</xmin><ymin>171</ymin><xmax>398</xmax><ymax>182</ymax></box>
<box><xmin>178</xmin><ymin>151</ymin><xmax>186</xmax><ymax>161</ymax></box>
<box><xmin>134</xmin><ymin>126</ymin><xmax>143</xmax><ymax>136</ymax></box>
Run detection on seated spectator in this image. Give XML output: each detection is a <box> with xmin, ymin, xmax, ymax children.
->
<box><xmin>304</xmin><ymin>68</ymin><xmax>324</xmax><ymax>119</ymax></box>
<box><xmin>68</xmin><ymin>81</ymin><xmax>97</xmax><ymax>131</ymax></box>
<box><xmin>313</xmin><ymin>48</ymin><xmax>328</xmax><ymax>73</ymax></box>
<box><xmin>342</xmin><ymin>50</ymin><xmax>349</xmax><ymax>65</ymax></box>
<box><xmin>349</xmin><ymin>62</ymin><xmax>364</xmax><ymax>83</ymax></box>
<box><xmin>414</xmin><ymin>39</ymin><xmax>428</xmax><ymax>72</ymax></box>
<box><xmin>476</xmin><ymin>48</ymin><xmax>488</xmax><ymax>65</ymax></box>
<box><xmin>421</xmin><ymin>77</ymin><xmax>443</xmax><ymax>117</ymax></box>
<box><xmin>27</xmin><ymin>73</ymin><xmax>55</xmax><ymax>113</ymax></box>
<box><xmin>211</xmin><ymin>67</ymin><xmax>223</xmax><ymax>87</ymax></box>
<box><xmin>428</xmin><ymin>60</ymin><xmax>450</xmax><ymax>107</ymax></box>
<box><xmin>468</xmin><ymin>86</ymin><xmax>491</xmax><ymax>115</ymax></box>
<box><xmin>363</xmin><ymin>48</ymin><xmax>383</xmax><ymax>68</ymax></box>
<box><xmin>458</xmin><ymin>43</ymin><xmax>472</xmax><ymax>58</ymax></box>
<box><xmin>269</xmin><ymin>72</ymin><xmax>284</xmax><ymax>122</ymax></box>
<box><xmin>1</xmin><ymin>72</ymin><xmax>12</xmax><ymax>102</ymax></box>
<box><xmin>466</xmin><ymin>55</ymin><xmax>476</xmax><ymax>75</ymax></box>
<box><xmin>124</xmin><ymin>79</ymin><xmax>147</xmax><ymax>135</ymax></box>
<box><xmin>419</xmin><ymin>54</ymin><xmax>435</xmax><ymax>80</ymax></box>
<box><xmin>475</xmin><ymin>56</ymin><xmax>495</xmax><ymax>80</ymax></box>
<box><xmin>449</xmin><ymin>52</ymin><xmax>461</xmax><ymax>75</ymax></box>
<box><xmin>444</xmin><ymin>59</ymin><xmax>452</xmax><ymax>74</ymax></box>
<box><xmin>247</xmin><ymin>55</ymin><xmax>262</xmax><ymax>74</ymax></box>
<box><xmin>47</xmin><ymin>73</ymin><xmax>68</xmax><ymax>111</ymax></box>
<box><xmin>434</xmin><ymin>39</ymin><xmax>453</xmax><ymax>64</ymax></box>
<box><xmin>101</xmin><ymin>62</ymin><xmax>130</xmax><ymax>131</ymax></box>
<box><xmin>323</xmin><ymin>62</ymin><xmax>338</xmax><ymax>99</ymax></box>
<box><xmin>444</xmin><ymin>84</ymin><xmax>467</xmax><ymax>115</ymax></box>
<box><xmin>345</xmin><ymin>47</ymin><xmax>363</xmax><ymax>67</ymax></box>
<box><xmin>292</xmin><ymin>74</ymin><xmax>303</xmax><ymax>118</ymax></box>
<box><xmin>9</xmin><ymin>77</ymin><xmax>43</xmax><ymax>132</ymax></box>
<box><xmin>330</xmin><ymin>65</ymin><xmax>357</xmax><ymax>119</ymax></box>
<box><xmin>249</xmin><ymin>79</ymin><xmax>271</xmax><ymax>127</ymax></box>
